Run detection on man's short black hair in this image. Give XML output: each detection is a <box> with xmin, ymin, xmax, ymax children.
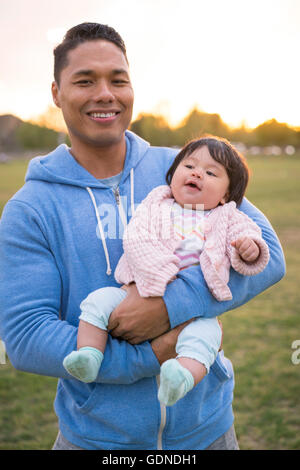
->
<box><xmin>53</xmin><ymin>22</ymin><xmax>128</xmax><ymax>85</ymax></box>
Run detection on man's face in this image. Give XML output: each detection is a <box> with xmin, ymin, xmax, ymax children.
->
<box><xmin>52</xmin><ymin>40</ymin><xmax>134</xmax><ymax>149</ymax></box>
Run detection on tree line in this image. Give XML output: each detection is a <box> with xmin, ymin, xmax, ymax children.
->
<box><xmin>129</xmin><ymin>108</ymin><xmax>300</xmax><ymax>148</ymax></box>
<box><xmin>2</xmin><ymin>108</ymin><xmax>299</xmax><ymax>152</ymax></box>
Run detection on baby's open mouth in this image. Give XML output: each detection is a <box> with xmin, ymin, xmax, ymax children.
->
<box><xmin>186</xmin><ymin>182</ymin><xmax>200</xmax><ymax>190</ymax></box>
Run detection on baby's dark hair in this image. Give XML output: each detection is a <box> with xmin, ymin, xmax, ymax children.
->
<box><xmin>166</xmin><ymin>135</ymin><xmax>250</xmax><ymax>206</ymax></box>
<box><xmin>53</xmin><ymin>22</ymin><xmax>128</xmax><ymax>85</ymax></box>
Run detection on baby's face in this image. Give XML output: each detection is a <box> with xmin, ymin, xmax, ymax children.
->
<box><xmin>170</xmin><ymin>146</ymin><xmax>230</xmax><ymax>210</ymax></box>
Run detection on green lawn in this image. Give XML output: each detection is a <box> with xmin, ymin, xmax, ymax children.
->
<box><xmin>0</xmin><ymin>154</ymin><xmax>299</xmax><ymax>450</ymax></box>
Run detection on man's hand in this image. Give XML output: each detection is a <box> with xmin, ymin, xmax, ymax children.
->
<box><xmin>231</xmin><ymin>237</ymin><xmax>260</xmax><ymax>263</ymax></box>
<box><xmin>151</xmin><ymin>321</ymin><xmax>193</xmax><ymax>365</ymax></box>
<box><xmin>151</xmin><ymin>318</ymin><xmax>223</xmax><ymax>365</ymax></box>
<box><xmin>107</xmin><ymin>284</ymin><xmax>170</xmax><ymax>344</ymax></box>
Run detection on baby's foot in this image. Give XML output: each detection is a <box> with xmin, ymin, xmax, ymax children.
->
<box><xmin>158</xmin><ymin>359</ymin><xmax>194</xmax><ymax>406</ymax></box>
<box><xmin>63</xmin><ymin>347</ymin><xmax>103</xmax><ymax>383</ymax></box>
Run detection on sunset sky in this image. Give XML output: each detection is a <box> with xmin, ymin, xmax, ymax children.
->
<box><xmin>1</xmin><ymin>0</ymin><xmax>299</xmax><ymax>130</ymax></box>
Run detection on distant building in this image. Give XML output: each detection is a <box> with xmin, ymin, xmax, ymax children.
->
<box><xmin>0</xmin><ymin>114</ymin><xmax>23</xmax><ymax>151</ymax></box>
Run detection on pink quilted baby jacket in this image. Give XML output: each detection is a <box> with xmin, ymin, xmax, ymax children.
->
<box><xmin>114</xmin><ymin>185</ymin><xmax>270</xmax><ymax>301</ymax></box>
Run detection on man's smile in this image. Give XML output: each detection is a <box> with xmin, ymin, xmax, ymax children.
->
<box><xmin>87</xmin><ymin>110</ymin><xmax>121</xmax><ymax>122</ymax></box>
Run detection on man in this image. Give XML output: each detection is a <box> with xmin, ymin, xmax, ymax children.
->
<box><xmin>0</xmin><ymin>23</ymin><xmax>285</xmax><ymax>450</ymax></box>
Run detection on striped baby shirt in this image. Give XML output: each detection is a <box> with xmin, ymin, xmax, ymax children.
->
<box><xmin>171</xmin><ymin>202</ymin><xmax>211</xmax><ymax>270</ymax></box>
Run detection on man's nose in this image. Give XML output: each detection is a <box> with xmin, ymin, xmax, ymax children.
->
<box><xmin>94</xmin><ymin>80</ymin><xmax>114</xmax><ymax>102</ymax></box>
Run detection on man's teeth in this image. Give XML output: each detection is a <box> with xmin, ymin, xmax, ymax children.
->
<box><xmin>90</xmin><ymin>112</ymin><xmax>117</xmax><ymax>118</ymax></box>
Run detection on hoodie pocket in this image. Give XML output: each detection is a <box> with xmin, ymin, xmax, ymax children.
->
<box><xmin>210</xmin><ymin>351</ymin><xmax>233</xmax><ymax>382</ymax></box>
<box><xmin>75</xmin><ymin>383</ymin><xmax>100</xmax><ymax>414</ymax></box>
<box><xmin>67</xmin><ymin>379</ymin><xmax>160</xmax><ymax>448</ymax></box>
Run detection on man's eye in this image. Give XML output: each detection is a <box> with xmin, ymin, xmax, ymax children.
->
<box><xmin>113</xmin><ymin>80</ymin><xmax>128</xmax><ymax>85</ymax></box>
<box><xmin>74</xmin><ymin>80</ymin><xmax>92</xmax><ymax>85</ymax></box>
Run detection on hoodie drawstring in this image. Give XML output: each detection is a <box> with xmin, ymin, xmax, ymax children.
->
<box><xmin>86</xmin><ymin>168</ymin><xmax>135</xmax><ymax>276</ymax></box>
<box><xmin>86</xmin><ymin>187</ymin><xmax>112</xmax><ymax>276</ymax></box>
<box><xmin>130</xmin><ymin>167</ymin><xmax>135</xmax><ymax>216</ymax></box>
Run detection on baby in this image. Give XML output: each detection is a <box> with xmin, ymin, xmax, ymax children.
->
<box><xmin>63</xmin><ymin>135</ymin><xmax>269</xmax><ymax>406</ymax></box>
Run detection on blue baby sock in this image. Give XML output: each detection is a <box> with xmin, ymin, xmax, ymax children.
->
<box><xmin>158</xmin><ymin>359</ymin><xmax>195</xmax><ymax>406</ymax></box>
<box><xmin>63</xmin><ymin>346</ymin><xmax>104</xmax><ymax>383</ymax></box>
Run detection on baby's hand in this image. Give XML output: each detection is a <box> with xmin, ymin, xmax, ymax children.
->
<box><xmin>231</xmin><ymin>237</ymin><xmax>260</xmax><ymax>263</ymax></box>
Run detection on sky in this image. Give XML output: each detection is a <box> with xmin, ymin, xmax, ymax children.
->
<box><xmin>0</xmin><ymin>0</ymin><xmax>300</xmax><ymax>130</ymax></box>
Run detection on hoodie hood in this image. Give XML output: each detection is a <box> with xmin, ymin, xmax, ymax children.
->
<box><xmin>25</xmin><ymin>130</ymin><xmax>150</xmax><ymax>188</ymax></box>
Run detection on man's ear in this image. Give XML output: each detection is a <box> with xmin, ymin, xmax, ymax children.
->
<box><xmin>51</xmin><ymin>81</ymin><xmax>61</xmax><ymax>108</ymax></box>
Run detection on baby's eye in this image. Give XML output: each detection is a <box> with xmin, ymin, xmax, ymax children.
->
<box><xmin>206</xmin><ymin>170</ymin><xmax>216</xmax><ymax>177</ymax></box>
<box><xmin>185</xmin><ymin>164</ymin><xmax>193</xmax><ymax>169</ymax></box>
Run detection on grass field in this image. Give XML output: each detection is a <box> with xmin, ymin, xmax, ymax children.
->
<box><xmin>0</xmin><ymin>153</ymin><xmax>299</xmax><ymax>450</ymax></box>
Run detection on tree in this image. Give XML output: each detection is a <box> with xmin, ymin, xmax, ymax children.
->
<box><xmin>130</xmin><ymin>114</ymin><xmax>174</xmax><ymax>146</ymax></box>
<box><xmin>253</xmin><ymin>119</ymin><xmax>297</xmax><ymax>147</ymax></box>
<box><xmin>174</xmin><ymin>108</ymin><xmax>230</xmax><ymax>146</ymax></box>
<box><xmin>16</xmin><ymin>122</ymin><xmax>59</xmax><ymax>150</ymax></box>
<box><xmin>32</xmin><ymin>105</ymin><xmax>67</xmax><ymax>133</ymax></box>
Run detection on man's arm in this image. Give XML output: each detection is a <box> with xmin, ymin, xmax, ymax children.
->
<box><xmin>109</xmin><ymin>197</ymin><xmax>285</xmax><ymax>342</ymax></box>
<box><xmin>165</xmin><ymin>197</ymin><xmax>285</xmax><ymax>328</ymax></box>
<box><xmin>0</xmin><ymin>200</ymin><xmax>160</xmax><ymax>384</ymax></box>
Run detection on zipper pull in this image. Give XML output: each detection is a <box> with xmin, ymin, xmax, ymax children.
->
<box><xmin>113</xmin><ymin>187</ymin><xmax>120</xmax><ymax>205</ymax></box>
<box><xmin>113</xmin><ymin>186</ymin><xmax>128</xmax><ymax>228</ymax></box>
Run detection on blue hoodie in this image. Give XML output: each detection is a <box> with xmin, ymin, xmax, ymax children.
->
<box><xmin>0</xmin><ymin>131</ymin><xmax>285</xmax><ymax>450</ymax></box>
